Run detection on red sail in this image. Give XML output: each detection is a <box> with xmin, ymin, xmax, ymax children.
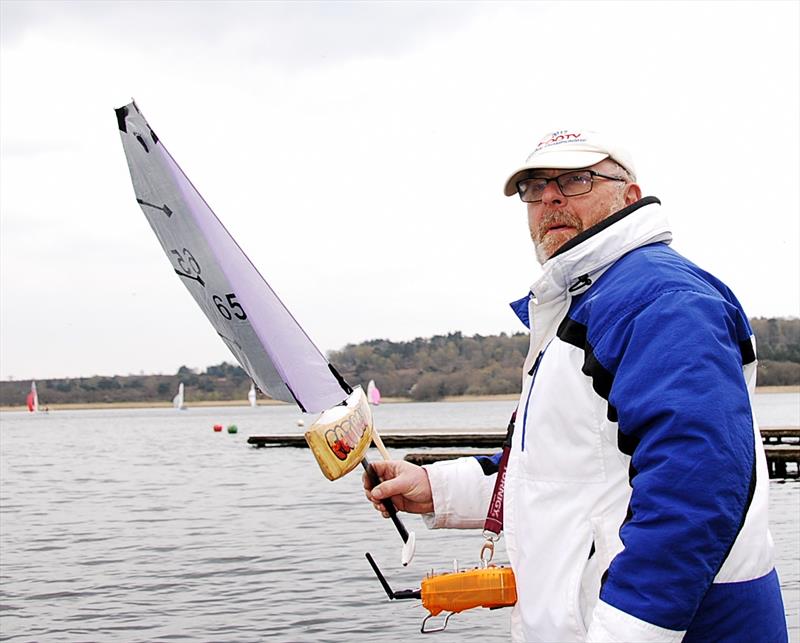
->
<box><xmin>26</xmin><ymin>392</ymin><xmax>35</xmax><ymax>412</ymax></box>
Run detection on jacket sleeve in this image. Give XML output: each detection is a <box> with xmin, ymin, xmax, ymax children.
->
<box><xmin>421</xmin><ymin>454</ymin><xmax>500</xmax><ymax>529</ymax></box>
<box><xmin>585</xmin><ymin>289</ymin><xmax>756</xmax><ymax>640</ymax></box>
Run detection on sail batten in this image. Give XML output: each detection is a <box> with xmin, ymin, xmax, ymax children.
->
<box><xmin>117</xmin><ymin>101</ymin><xmax>347</xmax><ymax>413</ymax></box>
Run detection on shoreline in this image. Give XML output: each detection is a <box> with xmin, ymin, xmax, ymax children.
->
<box><xmin>0</xmin><ymin>387</ymin><xmax>796</xmax><ymax>413</ymax></box>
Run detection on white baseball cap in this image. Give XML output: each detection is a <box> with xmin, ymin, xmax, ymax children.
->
<box><xmin>503</xmin><ymin>129</ymin><xmax>637</xmax><ymax>197</ymax></box>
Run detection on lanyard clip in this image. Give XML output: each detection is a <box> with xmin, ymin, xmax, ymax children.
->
<box><xmin>480</xmin><ymin>531</ymin><xmax>499</xmax><ymax>567</ymax></box>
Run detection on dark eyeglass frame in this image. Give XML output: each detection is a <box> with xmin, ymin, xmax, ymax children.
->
<box><xmin>516</xmin><ymin>170</ymin><xmax>626</xmax><ymax>203</ymax></box>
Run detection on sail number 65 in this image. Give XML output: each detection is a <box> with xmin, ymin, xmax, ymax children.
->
<box><xmin>213</xmin><ymin>293</ymin><xmax>247</xmax><ymax>321</ymax></box>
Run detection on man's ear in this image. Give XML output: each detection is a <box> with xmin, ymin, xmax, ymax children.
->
<box><xmin>624</xmin><ymin>182</ymin><xmax>642</xmax><ymax>205</ymax></box>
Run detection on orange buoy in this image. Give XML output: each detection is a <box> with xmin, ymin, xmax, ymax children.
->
<box><xmin>213</xmin><ymin>424</ymin><xmax>223</xmax><ymax>432</ymax></box>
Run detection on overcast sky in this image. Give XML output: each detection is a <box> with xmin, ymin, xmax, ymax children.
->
<box><xmin>1</xmin><ymin>0</ymin><xmax>798</xmax><ymax>381</ymax></box>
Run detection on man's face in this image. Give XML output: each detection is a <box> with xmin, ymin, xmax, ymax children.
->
<box><xmin>526</xmin><ymin>160</ymin><xmax>640</xmax><ymax>263</ymax></box>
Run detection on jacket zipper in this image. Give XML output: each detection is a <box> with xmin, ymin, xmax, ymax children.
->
<box><xmin>520</xmin><ymin>341</ymin><xmax>550</xmax><ymax>451</ymax></box>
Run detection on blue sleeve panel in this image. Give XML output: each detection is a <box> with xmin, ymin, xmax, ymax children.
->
<box><xmin>570</xmin><ymin>244</ymin><xmax>757</xmax><ymax>631</ymax></box>
<box><xmin>474</xmin><ymin>451</ymin><xmax>504</xmax><ymax>475</ymax></box>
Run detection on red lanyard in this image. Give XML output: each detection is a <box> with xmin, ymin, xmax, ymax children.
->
<box><xmin>483</xmin><ymin>410</ymin><xmax>517</xmax><ymax>536</ymax></box>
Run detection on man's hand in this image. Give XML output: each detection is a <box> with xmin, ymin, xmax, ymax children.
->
<box><xmin>362</xmin><ymin>460</ymin><xmax>434</xmax><ymax>516</ymax></box>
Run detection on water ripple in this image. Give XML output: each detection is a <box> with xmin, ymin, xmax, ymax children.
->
<box><xmin>1</xmin><ymin>402</ymin><xmax>797</xmax><ymax>641</ymax></box>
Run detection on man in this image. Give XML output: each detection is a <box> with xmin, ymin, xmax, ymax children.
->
<box><xmin>364</xmin><ymin>130</ymin><xmax>788</xmax><ymax>642</ymax></box>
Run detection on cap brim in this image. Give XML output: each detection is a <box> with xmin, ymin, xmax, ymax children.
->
<box><xmin>503</xmin><ymin>151</ymin><xmax>610</xmax><ymax>196</ymax></box>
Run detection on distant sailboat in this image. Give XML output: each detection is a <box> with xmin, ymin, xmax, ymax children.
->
<box><xmin>173</xmin><ymin>382</ymin><xmax>186</xmax><ymax>410</ymax></box>
<box><xmin>248</xmin><ymin>382</ymin><xmax>257</xmax><ymax>408</ymax></box>
<box><xmin>26</xmin><ymin>381</ymin><xmax>39</xmax><ymax>413</ymax></box>
<box><xmin>367</xmin><ymin>380</ymin><xmax>381</xmax><ymax>406</ymax></box>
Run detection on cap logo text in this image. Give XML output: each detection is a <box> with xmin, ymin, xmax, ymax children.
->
<box><xmin>536</xmin><ymin>131</ymin><xmax>583</xmax><ymax>150</ymax></box>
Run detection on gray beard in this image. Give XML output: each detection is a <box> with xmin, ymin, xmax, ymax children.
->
<box><xmin>532</xmin><ymin>209</ymin><xmax>585</xmax><ymax>265</ymax></box>
<box><xmin>533</xmin><ymin>192</ymin><xmax>628</xmax><ymax>265</ymax></box>
<box><xmin>535</xmin><ymin>242</ymin><xmax>549</xmax><ymax>265</ymax></box>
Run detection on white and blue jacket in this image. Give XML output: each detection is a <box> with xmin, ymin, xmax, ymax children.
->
<box><xmin>423</xmin><ymin>198</ymin><xmax>787</xmax><ymax>642</ymax></box>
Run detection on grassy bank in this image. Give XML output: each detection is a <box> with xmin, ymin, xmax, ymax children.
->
<box><xmin>755</xmin><ymin>385</ymin><xmax>800</xmax><ymax>394</ymax></box>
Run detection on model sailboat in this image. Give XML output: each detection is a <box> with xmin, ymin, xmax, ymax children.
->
<box><xmin>115</xmin><ymin>101</ymin><xmax>414</xmax><ymax>563</ymax></box>
<box><xmin>26</xmin><ymin>381</ymin><xmax>39</xmax><ymax>413</ymax></box>
<box><xmin>173</xmin><ymin>382</ymin><xmax>186</xmax><ymax>410</ymax></box>
<box><xmin>367</xmin><ymin>379</ymin><xmax>381</xmax><ymax>406</ymax></box>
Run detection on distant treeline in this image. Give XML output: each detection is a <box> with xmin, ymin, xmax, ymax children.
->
<box><xmin>329</xmin><ymin>332</ymin><xmax>529</xmax><ymax>401</ymax></box>
<box><xmin>0</xmin><ymin>363</ymin><xmax>254</xmax><ymax>408</ymax></box>
<box><xmin>2</xmin><ymin>319</ymin><xmax>797</xmax><ymax>406</ymax></box>
<box><xmin>749</xmin><ymin>317</ymin><xmax>800</xmax><ymax>388</ymax></box>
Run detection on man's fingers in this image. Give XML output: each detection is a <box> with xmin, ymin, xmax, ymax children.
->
<box><xmin>371</xmin><ymin>476</ymin><xmax>407</xmax><ymax>501</ymax></box>
<box><xmin>366</xmin><ymin>460</ymin><xmax>393</xmax><ymax>480</ymax></box>
<box><xmin>361</xmin><ymin>460</ymin><xmax>432</xmax><ymax>515</ymax></box>
<box><xmin>362</xmin><ymin>461</ymin><xmax>394</xmax><ymax>491</ymax></box>
<box><xmin>364</xmin><ymin>485</ymin><xmax>396</xmax><ymax>517</ymax></box>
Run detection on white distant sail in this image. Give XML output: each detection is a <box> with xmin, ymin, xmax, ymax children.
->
<box><xmin>116</xmin><ymin>101</ymin><xmax>349</xmax><ymax>413</ymax></box>
<box><xmin>26</xmin><ymin>381</ymin><xmax>39</xmax><ymax>413</ymax></box>
<box><xmin>367</xmin><ymin>379</ymin><xmax>381</xmax><ymax>406</ymax></box>
<box><xmin>173</xmin><ymin>382</ymin><xmax>185</xmax><ymax>410</ymax></box>
<box><xmin>248</xmin><ymin>382</ymin><xmax>257</xmax><ymax>408</ymax></box>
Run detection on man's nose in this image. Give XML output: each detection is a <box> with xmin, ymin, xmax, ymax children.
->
<box><xmin>541</xmin><ymin>180</ymin><xmax>565</xmax><ymax>206</ymax></box>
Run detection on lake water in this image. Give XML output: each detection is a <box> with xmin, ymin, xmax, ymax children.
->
<box><xmin>1</xmin><ymin>394</ymin><xmax>798</xmax><ymax>642</ymax></box>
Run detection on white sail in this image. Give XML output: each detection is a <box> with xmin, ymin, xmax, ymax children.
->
<box><xmin>248</xmin><ymin>382</ymin><xmax>257</xmax><ymax>407</ymax></box>
<box><xmin>173</xmin><ymin>382</ymin><xmax>185</xmax><ymax>410</ymax></box>
<box><xmin>116</xmin><ymin>101</ymin><xmax>349</xmax><ymax>413</ymax></box>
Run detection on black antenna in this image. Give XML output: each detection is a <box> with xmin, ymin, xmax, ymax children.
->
<box><xmin>365</xmin><ymin>553</ymin><xmax>421</xmax><ymax>600</ymax></box>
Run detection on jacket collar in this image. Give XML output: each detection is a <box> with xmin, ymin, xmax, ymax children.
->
<box><xmin>549</xmin><ymin>196</ymin><xmax>662</xmax><ymax>260</ymax></box>
<box><xmin>511</xmin><ymin>197</ymin><xmax>671</xmax><ymax>325</ymax></box>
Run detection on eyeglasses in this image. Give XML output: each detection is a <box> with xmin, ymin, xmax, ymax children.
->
<box><xmin>516</xmin><ymin>170</ymin><xmax>626</xmax><ymax>203</ymax></box>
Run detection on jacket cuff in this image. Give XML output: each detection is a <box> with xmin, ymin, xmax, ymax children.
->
<box><xmin>421</xmin><ymin>457</ymin><xmax>495</xmax><ymax>529</ymax></box>
<box><xmin>586</xmin><ymin>600</ymin><xmax>685</xmax><ymax>643</ymax></box>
